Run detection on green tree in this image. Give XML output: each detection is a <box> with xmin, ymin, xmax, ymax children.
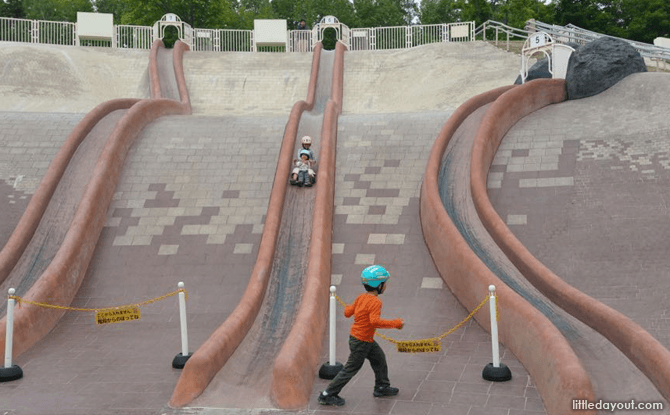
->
<box><xmin>554</xmin><ymin>0</ymin><xmax>601</xmax><ymax>29</ymax></box>
<box><xmin>620</xmin><ymin>0</ymin><xmax>670</xmax><ymax>43</ymax></box>
<box><xmin>461</xmin><ymin>0</ymin><xmax>492</xmax><ymax>26</ymax></box>
<box><xmin>492</xmin><ymin>0</ymin><xmax>544</xmax><ymax>28</ymax></box>
<box><xmin>120</xmin><ymin>0</ymin><xmax>237</xmax><ymax>29</ymax></box>
<box><xmin>94</xmin><ymin>0</ymin><xmax>128</xmax><ymax>23</ymax></box>
<box><xmin>0</xmin><ymin>0</ymin><xmax>25</xmax><ymax>18</ymax></box>
<box><xmin>419</xmin><ymin>0</ymin><xmax>461</xmax><ymax>25</ymax></box>
<box><xmin>353</xmin><ymin>0</ymin><xmax>409</xmax><ymax>27</ymax></box>
<box><xmin>23</xmin><ymin>0</ymin><xmax>93</xmax><ymax>21</ymax></box>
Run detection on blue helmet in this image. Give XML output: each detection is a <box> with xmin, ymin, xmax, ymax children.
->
<box><xmin>360</xmin><ymin>265</ymin><xmax>389</xmax><ymax>288</ymax></box>
<box><xmin>299</xmin><ymin>149</ymin><xmax>311</xmax><ymax>159</ymax></box>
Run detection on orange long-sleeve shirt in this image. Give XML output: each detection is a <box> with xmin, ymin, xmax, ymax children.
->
<box><xmin>345</xmin><ymin>293</ymin><xmax>403</xmax><ymax>343</ymax></box>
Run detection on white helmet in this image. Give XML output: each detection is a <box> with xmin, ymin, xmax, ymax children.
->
<box><xmin>301</xmin><ymin>136</ymin><xmax>312</xmax><ymax>145</ymax></box>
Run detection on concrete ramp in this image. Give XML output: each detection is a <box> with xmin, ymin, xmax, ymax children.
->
<box><xmin>183</xmin><ymin>51</ymin><xmax>312</xmax><ymax>116</ymax></box>
<box><xmin>0</xmin><ymin>42</ymin><xmax>150</xmax><ymax>113</ymax></box>
<box><xmin>343</xmin><ymin>41</ymin><xmax>520</xmax><ymax>114</ymax></box>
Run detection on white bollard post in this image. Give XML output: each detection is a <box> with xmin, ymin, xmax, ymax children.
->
<box><xmin>4</xmin><ymin>288</ymin><xmax>15</xmax><ymax>369</ymax></box>
<box><xmin>178</xmin><ymin>282</ymin><xmax>189</xmax><ymax>356</ymax></box>
<box><xmin>319</xmin><ymin>285</ymin><xmax>343</xmax><ymax>379</ymax></box>
<box><xmin>171</xmin><ymin>282</ymin><xmax>192</xmax><ymax>369</ymax></box>
<box><xmin>0</xmin><ymin>288</ymin><xmax>22</xmax><ymax>382</ymax></box>
<box><xmin>489</xmin><ymin>285</ymin><xmax>500</xmax><ymax>368</ymax></box>
<box><xmin>482</xmin><ymin>284</ymin><xmax>511</xmax><ymax>382</ymax></box>
<box><xmin>329</xmin><ymin>285</ymin><xmax>337</xmax><ymax>366</ymax></box>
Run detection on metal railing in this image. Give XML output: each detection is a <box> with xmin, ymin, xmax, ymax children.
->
<box><xmin>530</xmin><ymin>20</ymin><xmax>670</xmax><ymax>68</ymax></box>
<box><xmin>0</xmin><ymin>16</ymin><xmax>476</xmax><ymax>53</ymax></box>
<box><xmin>1</xmin><ymin>17</ymin><xmax>76</xmax><ymax>45</ymax></box>
<box><xmin>0</xmin><ymin>17</ymin><xmax>33</xmax><ymax>43</ymax></box>
<box><xmin>288</xmin><ymin>30</ymin><xmax>312</xmax><ymax>52</ymax></box>
<box><xmin>5</xmin><ymin>14</ymin><xmax>665</xmax><ymax>65</ymax></box>
<box><xmin>116</xmin><ymin>25</ymin><xmax>153</xmax><ymax>49</ymax></box>
<box><xmin>475</xmin><ymin>20</ymin><xmax>530</xmax><ymax>51</ymax></box>
<box><xmin>474</xmin><ymin>19</ymin><xmax>670</xmax><ymax>69</ymax></box>
<box><xmin>191</xmin><ymin>28</ymin><xmax>253</xmax><ymax>52</ymax></box>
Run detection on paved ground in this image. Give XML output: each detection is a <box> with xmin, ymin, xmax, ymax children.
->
<box><xmin>3</xmin><ymin>42</ymin><xmax>669</xmax><ymax>415</ymax></box>
<box><xmin>0</xmin><ymin>108</ymin><xmax>543</xmax><ymax>415</ymax></box>
<box><xmin>306</xmin><ymin>112</ymin><xmax>544</xmax><ymax>415</ymax></box>
<box><xmin>489</xmin><ymin>72</ymin><xmax>670</xmax><ymax>411</ymax></box>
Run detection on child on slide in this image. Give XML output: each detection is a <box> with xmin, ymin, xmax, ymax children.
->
<box><xmin>291</xmin><ymin>149</ymin><xmax>315</xmax><ymax>187</ymax></box>
<box><xmin>291</xmin><ymin>135</ymin><xmax>316</xmax><ymax>185</ymax></box>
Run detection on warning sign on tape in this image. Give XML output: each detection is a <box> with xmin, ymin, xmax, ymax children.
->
<box><xmin>396</xmin><ymin>339</ymin><xmax>441</xmax><ymax>353</ymax></box>
<box><xmin>95</xmin><ymin>306</ymin><xmax>141</xmax><ymax>325</ymax></box>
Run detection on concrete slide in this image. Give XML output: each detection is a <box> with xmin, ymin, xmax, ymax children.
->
<box><xmin>0</xmin><ymin>40</ymin><xmax>190</xmax><ymax>366</ymax></box>
<box><xmin>469</xmin><ymin>80</ymin><xmax>670</xmax><ymax>406</ymax></box>
<box><xmin>422</xmin><ymin>78</ymin><xmax>670</xmax><ymax>414</ymax></box>
<box><xmin>169</xmin><ymin>41</ymin><xmax>345</xmax><ymax>410</ymax></box>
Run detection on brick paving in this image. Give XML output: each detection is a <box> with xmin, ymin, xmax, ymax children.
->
<box><xmin>3</xmin><ymin>42</ymin><xmax>640</xmax><ymax>415</ymax></box>
<box><xmin>0</xmin><ymin>110</ymin><xmax>545</xmax><ymax>415</ymax></box>
<box><xmin>306</xmin><ymin>112</ymin><xmax>545</xmax><ymax>415</ymax></box>
<box><xmin>0</xmin><ymin>114</ymin><xmax>285</xmax><ymax>414</ymax></box>
<box><xmin>489</xmin><ymin>72</ymin><xmax>670</xmax><ymax>410</ymax></box>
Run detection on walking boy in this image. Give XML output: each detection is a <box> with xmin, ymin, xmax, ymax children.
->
<box><xmin>318</xmin><ymin>265</ymin><xmax>404</xmax><ymax>406</ymax></box>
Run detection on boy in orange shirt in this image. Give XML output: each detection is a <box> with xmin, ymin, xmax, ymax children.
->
<box><xmin>318</xmin><ymin>265</ymin><xmax>404</xmax><ymax>406</ymax></box>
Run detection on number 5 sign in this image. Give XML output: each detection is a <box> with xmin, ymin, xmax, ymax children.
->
<box><xmin>531</xmin><ymin>32</ymin><xmax>547</xmax><ymax>47</ymax></box>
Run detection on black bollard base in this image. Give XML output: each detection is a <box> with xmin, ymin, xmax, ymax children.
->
<box><xmin>318</xmin><ymin>362</ymin><xmax>344</xmax><ymax>380</ymax></box>
<box><xmin>482</xmin><ymin>362</ymin><xmax>512</xmax><ymax>382</ymax></box>
<box><xmin>0</xmin><ymin>364</ymin><xmax>23</xmax><ymax>382</ymax></box>
<box><xmin>172</xmin><ymin>352</ymin><xmax>192</xmax><ymax>369</ymax></box>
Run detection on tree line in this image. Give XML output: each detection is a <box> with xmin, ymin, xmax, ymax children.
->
<box><xmin>1</xmin><ymin>0</ymin><xmax>668</xmax><ymax>44</ymax></box>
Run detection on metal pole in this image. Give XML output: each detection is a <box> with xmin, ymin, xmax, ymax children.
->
<box><xmin>329</xmin><ymin>286</ymin><xmax>336</xmax><ymax>365</ymax></box>
<box><xmin>178</xmin><ymin>282</ymin><xmax>188</xmax><ymax>357</ymax></box>
<box><xmin>4</xmin><ymin>288</ymin><xmax>15</xmax><ymax>369</ymax></box>
<box><xmin>489</xmin><ymin>284</ymin><xmax>500</xmax><ymax>367</ymax></box>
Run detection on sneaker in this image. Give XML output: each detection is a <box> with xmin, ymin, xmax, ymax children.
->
<box><xmin>373</xmin><ymin>385</ymin><xmax>399</xmax><ymax>397</ymax></box>
<box><xmin>318</xmin><ymin>391</ymin><xmax>345</xmax><ymax>406</ymax></box>
<box><xmin>290</xmin><ymin>178</ymin><xmax>297</xmax><ymax>185</ymax></box>
<box><xmin>304</xmin><ymin>180</ymin><xmax>312</xmax><ymax>187</ymax></box>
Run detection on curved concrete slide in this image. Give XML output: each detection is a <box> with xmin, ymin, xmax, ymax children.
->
<box><xmin>169</xmin><ymin>42</ymin><xmax>327</xmax><ymax>409</ymax></box>
<box><xmin>0</xmin><ymin>39</ymin><xmax>191</xmax><ymax>358</ymax></box>
<box><xmin>430</xmin><ymin>78</ymin><xmax>665</xmax><ymax>412</ymax></box>
<box><xmin>470</xmin><ymin>79</ymin><xmax>670</xmax><ymax>403</ymax></box>
<box><xmin>420</xmin><ymin>86</ymin><xmax>596</xmax><ymax>415</ymax></box>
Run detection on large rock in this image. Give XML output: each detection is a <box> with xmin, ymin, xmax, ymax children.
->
<box><xmin>565</xmin><ymin>36</ymin><xmax>647</xmax><ymax>100</ymax></box>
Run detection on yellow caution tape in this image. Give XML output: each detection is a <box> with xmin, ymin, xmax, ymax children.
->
<box><xmin>9</xmin><ymin>288</ymin><xmax>187</xmax><ymax>314</ymax></box>
<box><xmin>335</xmin><ymin>294</ymin><xmax>491</xmax><ymax>353</ymax></box>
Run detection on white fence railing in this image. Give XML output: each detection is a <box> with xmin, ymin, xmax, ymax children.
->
<box><xmin>116</xmin><ymin>25</ymin><xmax>153</xmax><ymax>49</ymax></box>
<box><xmin>0</xmin><ymin>16</ymin><xmax>476</xmax><ymax>52</ymax></box>
<box><xmin>1</xmin><ymin>17</ymin><xmax>76</xmax><ymax>45</ymax></box>
<box><xmin>347</xmin><ymin>22</ymin><xmax>474</xmax><ymax>51</ymax></box>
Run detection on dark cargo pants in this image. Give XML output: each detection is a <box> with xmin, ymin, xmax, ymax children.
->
<box><xmin>325</xmin><ymin>335</ymin><xmax>390</xmax><ymax>395</ymax></box>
